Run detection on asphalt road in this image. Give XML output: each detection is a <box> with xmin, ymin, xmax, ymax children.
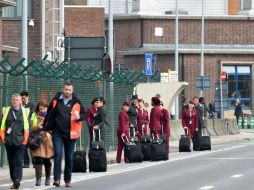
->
<box><xmin>1</xmin><ymin>141</ymin><xmax>254</xmax><ymax>190</ymax></box>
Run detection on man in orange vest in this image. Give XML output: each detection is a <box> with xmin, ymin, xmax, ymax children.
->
<box><xmin>44</xmin><ymin>82</ymin><xmax>85</xmax><ymax>187</ymax></box>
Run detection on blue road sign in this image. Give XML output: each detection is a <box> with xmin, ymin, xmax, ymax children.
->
<box><xmin>145</xmin><ymin>53</ymin><xmax>153</xmax><ymax>75</ymax></box>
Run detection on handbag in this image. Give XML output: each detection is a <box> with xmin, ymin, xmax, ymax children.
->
<box><xmin>27</xmin><ymin>131</ymin><xmax>42</xmax><ymax>150</ymax></box>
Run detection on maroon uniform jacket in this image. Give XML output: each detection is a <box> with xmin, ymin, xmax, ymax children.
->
<box><xmin>160</xmin><ymin>108</ymin><xmax>170</xmax><ymax>137</ymax></box>
<box><xmin>182</xmin><ymin>108</ymin><xmax>198</xmax><ymax>139</ymax></box>
<box><xmin>149</xmin><ymin>105</ymin><xmax>161</xmax><ymax>133</ymax></box>
<box><xmin>137</xmin><ymin>108</ymin><xmax>149</xmax><ymax>134</ymax></box>
<box><xmin>117</xmin><ymin>109</ymin><xmax>130</xmax><ymax>135</ymax></box>
<box><xmin>85</xmin><ymin>106</ymin><xmax>96</xmax><ymax>139</ymax></box>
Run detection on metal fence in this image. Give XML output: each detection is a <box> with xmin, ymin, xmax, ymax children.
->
<box><xmin>0</xmin><ymin>56</ymin><xmax>159</xmax><ymax>166</ymax></box>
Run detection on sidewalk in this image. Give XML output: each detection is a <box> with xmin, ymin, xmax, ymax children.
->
<box><xmin>1</xmin><ymin>130</ymin><xmax>254</xmax><ymax>184</ymax></box>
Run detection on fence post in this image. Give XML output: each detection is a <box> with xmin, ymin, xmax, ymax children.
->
<box><xmin>250</xmin><ymin>117</ymin><xmax>254</xmax><ymax>129</ymax></box>
<box><xmin>238</xmin><ymin>117</ymin><xmax>242</xmax><ymax>129</ymax></box>
<box><xmin>0</xmin><ymin>73</ymin><xmax>8</xmax><ymax>167</ymax></box>
<box><xmin>244</xmin><ymin>117</ymin><xmax>248</xmax><ymax>129</ymax></box>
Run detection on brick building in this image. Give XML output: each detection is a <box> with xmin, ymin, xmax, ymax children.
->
<box><xmin>1</xmin><ymin>0</ymin><xmax>254</xmax><ymax>117</ymax></box>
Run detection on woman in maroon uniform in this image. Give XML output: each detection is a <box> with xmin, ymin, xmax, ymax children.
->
<box><xmin>85</xmin><ymin>98</ymin><xmax>97</xmax><ymax>142</ymax></box>
<box><xmin>182</xmin><ymin>100</ymin><xmax>198</xmax><ymax>141</ymax></box>
<box><xmin>137</xmin><ymin>99</ymin><xmax>149</xmax><ymax>141</ymax></box>
<box><xmin>116</xmin><ymin>101</ymin><xmax>130</xmax><ymax>163</ymax></box>
<box><xmin>149</xmin><ymin>97</ymin><xmax>161</xmax><ymax>138</ymax></box>
<box><xmin>160</xmin><ymin>101</ymin><xmax>170</xmax><ymax>151</ymax></box>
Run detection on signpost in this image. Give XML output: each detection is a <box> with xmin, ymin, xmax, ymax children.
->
<box><xmin>145</xmin><ymin>53</ymin><xmax>153</xmax><ymax>76</ymax></box>
<box><xmin>195</xmin><ymin>76</ymin><xmax>211</xmax><ymax>90</ymax></box>
<box><xmin>220</xmin><ymin>71</ymin><xmax>227</xmax><ymax>81</ymax></box>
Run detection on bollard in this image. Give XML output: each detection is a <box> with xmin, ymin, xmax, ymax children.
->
<box><xmin>238</xmin><ymin>117</ymin><xmax>243</xmax><ymax>129</ymax></box>
<box><xmin>244</xmin><ymin>117</ymin><xmax>248</xmax><ymax>129</ymax></box>
<box><xmin>251</xmin><ymin>117</ymin><xmax>254</xmax><ymax>129</ymax></box>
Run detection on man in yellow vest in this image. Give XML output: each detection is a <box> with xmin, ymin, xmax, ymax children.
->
<box><xmin>44</xmin><ymin>82</ymin><xmax>85</xmax><ymax>187</ymax></box>
<box><xmin>0</xmin><ymin>93</ymin><xmax>30</xmax><ymax>189</ymax></box>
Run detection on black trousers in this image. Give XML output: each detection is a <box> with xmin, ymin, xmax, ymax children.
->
<box><xmin>23</xmin><ymin>145</ymin><xmax>30</xmax><ymax>166</ymax></box>
<box><xmin>5</xmin><ymin>144</ymin><xmax>25</xmax><ymax>182</ymax></box>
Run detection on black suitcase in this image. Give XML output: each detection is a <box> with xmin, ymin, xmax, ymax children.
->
<box><xmin>150</xmin><ymin>134</ymin><xmax>168</xmax><ymax>161</ymax></box>
<box><xmin>89</xmin><ymin>129</ymin><xmax>107</xmax><ymax>172</ymax></box>
<box><xmin>122</xmin><ymin>135</ymin><xmax>143</xmax><ymax>163</ymax></box>
<box><xmin>140</xmin><ymin>129</ymin><xmax>152</xmax><ymax>161</ymax></box>
<box><xmin>89</xmin><ymin>149</ymin><xmax>107</xmax><ymax>172</ymax></box>
<box><xmin>199</xmin><ymin>129</ymin><xmax>211</xmax><ymax>151</ymax></box>
<box><xmin>179</xmin><ymin>129</ymin><xmax>191</xmax><ymax>152</ymax></box>
<box><xmin>72</xmin><ymin>150</ymin><xmax>87</xmax><ymax>173</ymax></box>
<box><xmin>141</xmin><ymin>143</ymin><xmax>151</xmax><ymax>161</ymax></box>
<box><xmin>90</xmin><ymin>129</ymin><xmax>105</xmax><ymax>150</ymax></box>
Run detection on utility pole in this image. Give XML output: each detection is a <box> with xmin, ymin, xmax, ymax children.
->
<box><xmin>175</xmin><ymin>0</ymin><xmax>179</xmax><ymax>120</ymax></box>
<box><xmin>108</xmin><ymin>0</ymin><xmax>114</xmax><ymax>72</ymax></box>
<box><xmin>59</xmin><ymin>0</ymin><xmax>65</xmax><ymax>62</ymax></box>
<box><xmin>200</xmin><ymin>0</ymin><xmax>205</xmax><ymax>97</ymax></box>
<box><xmin>22</xmin><ymin>0</ymin><xmax>28</xmax><ymax>90</ymax></box>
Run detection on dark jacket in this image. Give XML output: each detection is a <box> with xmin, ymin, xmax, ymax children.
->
<box><xmin>195</xmin><ymin>104</ymin><xmax>205</xmax><ymax>128</ymax></box>
<box><xmin>43</xmin><ymin>92</ymin><xmax>86</xmax><ymax>138</ymax></box>
<box><xmin>93</xmin><ymin>107</ymin><xmax>107</xmax><ymax>141</ymax></box>
<box><xmin>128</xmin><ymin>103</ymin><xmax>138</xmax><ymax>129</ymax></box>
<box><xmin>4</xmin><ymin>108</ymin><xmax>25</xmax><ymax>146</ymax></box>
<box><xmin>234</xmin><ymin>103</ymin><xmax>243</xmax><ymax>117</ymax></box>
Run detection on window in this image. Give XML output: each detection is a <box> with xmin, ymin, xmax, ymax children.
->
<box><xmin>2</xmin><ymin>0</ymin><xmax>33</xmax><ymax>19</ymax></box>
<box><xmin>223</xmin><ymin>65</ymin><xmax>251</xmax><ymax>109</ymax></box>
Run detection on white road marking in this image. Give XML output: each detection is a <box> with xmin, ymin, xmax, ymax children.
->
<box><xmin>199</xmin><ymin>186</ymin><xmax>214</xmax><ymax>190</ymax></box>
<box><xmin>205</xmin><ymin>158</ymin><xmax>254</xmax><ymax>160</ymax></box>
<box><xmin>0</xmin><ymin>144</ymin><xmax>248</xmax><ymax>190</ymax></box>
<box><xmin>231</xmin><ymin>174</ymin><xmax>243</xmax><ymax>178</ymax></box>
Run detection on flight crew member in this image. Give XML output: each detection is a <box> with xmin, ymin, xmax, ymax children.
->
<box><xmin>160</xmin><ymin>101</ymin><xmax>170</xmax><ymax>152</ymax></box>
<box><xmin>116</xmin><ymin>101</ymin><xmax>130</xmax><ymax>163</ymax></box>
<box><xmin>137</xmin><ymin>99</ymin><xmax>149</xmax><ymax>141</ymax></box>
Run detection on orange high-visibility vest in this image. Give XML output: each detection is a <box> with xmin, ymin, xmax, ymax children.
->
<box><xmin>52</xmin><ymin>99</ymin><xmax>82</xmax><ymax>139</ymax></box>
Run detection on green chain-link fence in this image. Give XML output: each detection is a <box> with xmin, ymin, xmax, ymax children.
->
<box><xmin>0</xmin><ymin>56</ymin><xmax>159</xmax><ymax>166</ymax></box>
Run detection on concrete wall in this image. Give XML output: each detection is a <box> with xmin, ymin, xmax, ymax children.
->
<box><xmin>170</xmin><ymin>119</ymin><xmax>239</xmax><ymax>141</ymax></box>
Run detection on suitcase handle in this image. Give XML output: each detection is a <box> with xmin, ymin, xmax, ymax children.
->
<box><xmin>121</xmin><ymin>135</ymin><xmax>129</xmax><ymax>144</ymax></box>
<box><xmin>201</xmin><ymin>128</ymin><xmax>208</xmax><ymax>136</ymax></box>
<box><xmin>93</xmin><ymin>128</ymin><xmax>101</xmax><ymax>141</ymax></box>
<box><xmin>129</xmin><ymin>127</ymin><xmax>136</xmax><ymax>138</ymax></box>
<box><xmin>184</xmin><ymin>128</ymin><xmax>188</xmax><ymax>135</ymax></box>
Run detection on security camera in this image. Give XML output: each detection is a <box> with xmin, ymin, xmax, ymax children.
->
<box><xmin>28</xmin><ymin>19</ymin><xmax>34</xmax><ymax>27</ymax></box>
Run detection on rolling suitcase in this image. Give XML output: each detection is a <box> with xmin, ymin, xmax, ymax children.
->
<box><xmin>199</xmin><ymin>128</ymin><xmax>211</xmax><ymax>151</ymax></box>
<box><xmin>150</xmin><ymin>133</ymin><xmax>168</xmax><ymax>161</ymax></box>
<box><xmin>179</xmin><ymin>129</ymin><xmax>191</xmax><ymax>152</ymax></box>
<box><xmin>89</xmin><ymin>129</ymin><xmax>107</xmax><ymax>172</ymax></box>
<box><xmin>72</xmin><ymin>136</ymin><xmax>86</xmax><ymax>173</ymax></box>
<box><xmin>123</xmin><ymin>128</ymin><xmax>143</xmax><ymax>163</ymax></box>
<box><xmin>140</xmin><ymin>126</ymin><xmax>152</xmax><ymax>161</ymax></box>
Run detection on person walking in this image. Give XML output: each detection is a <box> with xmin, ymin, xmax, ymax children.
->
<box><xmin>30</xmin><ymin>101</ymin><xmax>54</xmax><ymax>186</ymax></box>
<box><xmin>93</xmin><ymin>97</ymin><xmax>107</xmax><ymax>142</ymax></box>
<box><xmin>149</xmin><ymin>97</ymin><xmax>161</xmax><ymax>138</ymax></box>
<box><xmin>182</xmin><ymin>100</ymin><xmax>199</xmax><ymax>147</ymax></box>
<box><xmin>85</xmin><ymin>98</ymin><xmax>97</xmax><ymax>142</ymax></box>
<box><xmin>160</xmin><ymin>101</ymin><xmax>170</xmax><ymax>152</ymax></box>
<box><xmin>128</xmin><ymin>95</ymin><xmax>138</xmax><ymax>138</ymax></box>
<box><xmin>193</xmin><ymin>97</ymin><xmax>206</xmax><ymax>151</ymax></box>
<box><xmin>116</xmin><ymin>101</ymin><xmax>130</xmax><ymax>163</ymax></box>
<box><xmin>20</xmin><ymin>91</ymin><xmax>34</xmax><ymax>168</ymax></box>
<box><xmin>234</xmin><ymin>98</ymin><xmax>243</xmax><ymax>127</ymax></box>
<box><xmin>0</xmin><ymin>93</ymin><xmax>30</xmax><ymax>189</ymax></box>
<box><xmin>137</xmin><ymin>99</ymin><xmax>149</xmax><ymax>141</ymax></box>
<box><xmin>43</xmin><ymin>82</ymin><xmax>85</xmax><ymax>187</ymax></box>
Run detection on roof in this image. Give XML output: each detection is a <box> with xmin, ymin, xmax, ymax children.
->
<box><xmin>0</xmin><ymin>0</ymin><xmax>16</xmax><ymax>8</ymax></box>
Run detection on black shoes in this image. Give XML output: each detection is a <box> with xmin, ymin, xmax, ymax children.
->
<box><xmin>10</xmin><ymin>179</ymin><xmax>20</xmax><ymax>189</ymax></box>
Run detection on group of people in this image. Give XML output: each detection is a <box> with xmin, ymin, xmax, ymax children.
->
<box><xmin>0</xmin><ymin>82</ymin><xmax>86</xmax><ymax>189</ymax></box>
<box><xmin>182</xmin><ymin>96</ymin><xmax>209</xmax><ymax>150</ymax></box>
<box><xmin>1</xmin><ymin>81</ymin><xmax>212</xmax><ymax>189</ymax></box>
<box><xmin>116</xmin><ymin>95</ymin><xmax>170</xmax><ymax>163</ymax></box>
